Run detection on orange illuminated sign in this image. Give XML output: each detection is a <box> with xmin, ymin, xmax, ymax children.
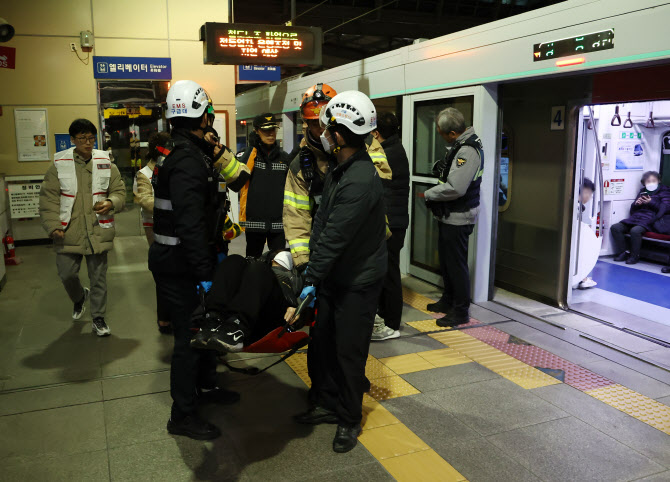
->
<box><xmin>201</xmin><ymin>23</ymin><xmax>322</xmax><ymax>66</ymax></box>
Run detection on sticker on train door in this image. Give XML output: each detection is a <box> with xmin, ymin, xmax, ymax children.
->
<box><xmin>551</xmin><ymin>106</ymin><xmax>565</xmax><ymax>130</ymax></box>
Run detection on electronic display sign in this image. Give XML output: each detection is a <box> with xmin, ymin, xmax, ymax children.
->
<box><xmin>533</xmin><ymin>29</ymin><xmax>614</xmax><ymax>62</ymax></box>
<box><xmin>200</xmin><ymin>22</ymin><xmax>322</xmax><ymax>66</ymax></box>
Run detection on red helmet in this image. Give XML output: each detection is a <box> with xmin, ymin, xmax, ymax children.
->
<box><xmin>300</xmin><ymin>83</ymin><xmax>337</xmax><ymax>120</ymax></box>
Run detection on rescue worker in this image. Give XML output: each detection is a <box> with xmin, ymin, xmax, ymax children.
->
<box><xmin>133</xmin><ymin>131</ymin><xmax>172</xmax><ymax>334</ymax></box>
<box><xmin>237</xmin><ymin>113</ymin><xmax>290</xmax><ymax>257</ymax></box>
<box><xmin>39</xmin><ymin>118</ymin><xmax>126</xmax><ymax>336</ymax></box>
<box><xmin>424</xmin><ymin>107</ymin><xmax>484</xmax><ymax>327</ymax></box>
<box><xmin>283</xmin><ymin>83</ymin><xmax>392</xmax><ymax>269</ymax></box>
<box><xmin>148</xmin><ymin>80</ymin><xmax>239</xmax><ymax>441</ymax></box>
<box><xmin>370</xmin><ymin>112</ymin><xmax>410</xmax><ymax>341</ymax></box>
<box><xmin>294</xmin><ymin>91</ymin><xmax>388</xmax><ymax>454</ymax></box>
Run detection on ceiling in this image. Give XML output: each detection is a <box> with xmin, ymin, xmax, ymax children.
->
<box><xmin>233</xmin><ymin>0</ymin><xmax>566</xmax><ymax>93</ymax></box>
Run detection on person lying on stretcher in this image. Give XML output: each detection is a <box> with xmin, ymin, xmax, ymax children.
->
<box><xmin>190</xmin><ymin>250</ymin><xmax>306</xmax><ymax>353</ymax></box>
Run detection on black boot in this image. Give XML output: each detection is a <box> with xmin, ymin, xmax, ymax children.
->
<box><xmin>626</xmin><ymin>254</ymin><xmax>640</xmax><ymax>265</ymax></box>
<box><xmin>436</xmin><ymin>313</ymin><xmax>469</xmax><ymax>327</ymax></box>
<box><xmin>426</xmin><ymin>301</ymin><xmax>451</xmax><ymax>313</ymax></box>
<box><xmin>207</xmin><ymin>317</ymin><xmax>246</xmax><ymax>353</ymax></box>
<box><xmin>294</xmin><ymin>406</ymin><xmax>339</xmax><ymax>425</ymax></box>
<box><xmin>333</xmin><ymin>424</ymin><xmax>362</xmax><ymax>453</ymax></box>
<box><xmin>167</xmin><ymin>415</ymin><xmax>221</xmax><ymax>440</ymax></box>
<box><xmin>613</xmin><ymin>251</ymin><xmax>629</xmax><ymax>262</ymax></box>
<box><xmin>662</xmin><ymin>266</ymin><xmax>670</xmax><ymax>274</ymax></box>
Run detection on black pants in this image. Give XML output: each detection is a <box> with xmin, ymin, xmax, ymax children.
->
<box><xmin>206</xmin><ymin>255</ymin><xmax>287</xmax><ymax>342</ymax></box>
<box><xmin>245</xmin><ymin>231</ymin><xmax>286</xmax><ymax>258</ymax></box>
<box><xmin>611</xmin><ymin>223</ymin><xmax>647</xmax><ymax>256</ymax></box>
<box><xmin>378</xmin><ymin>228</ymin><xmax>406</xmax><ymax>330</ymax></box>
<box><xmin>152</xmin><ymin>274</ymin><xmax>218</xmax><ymax>421</ymax></box>
<box><xmin>310</xmin><ymin>281</ymin><xmax>382</xmax><ymax>426</ymax></box>
<box><xmin>437</xmin><ymin>223</ymin><xmax>474</xmax><ymax>318</ymax></box>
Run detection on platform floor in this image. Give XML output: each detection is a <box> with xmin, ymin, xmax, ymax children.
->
<box><xmin>2</xmin><ymin>228</ymin><xmax>670</xmax><ymax>480</ymax></box>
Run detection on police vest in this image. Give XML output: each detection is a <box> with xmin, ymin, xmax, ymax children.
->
<box><xmin>151</xmin><ymin>140</ymin><xmax>218</xmax><ymax>246</ymax></box>
<box><xmin>54</xmin><ymin>148</ymin><xmax>114</xmax><ymax>229</ymax></box>
<box><xmin>439</xmin><ymin>134</ymin><xmax>484</xmax><ymax>212</ymax></box>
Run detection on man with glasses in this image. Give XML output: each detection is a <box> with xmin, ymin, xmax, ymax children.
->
<box><xmin>39</xmin><ymin>118</ymin><xmax>125</xmax><ymax>336</ymax></box>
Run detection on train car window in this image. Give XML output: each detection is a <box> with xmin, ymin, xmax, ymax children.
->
<box><xmin>412</xmin><ymin>96</ymin><xmax>474</xmax><ymax>177</ymax></box>
<box><xmin>410</xmin><ymin>181</ymin><xmax>441</xmax><ymax>273</ymax></box>
<box><xmin>498</xmin><ymin>128</ymin><xmax>512</xmax><ymax>212</ymax></box>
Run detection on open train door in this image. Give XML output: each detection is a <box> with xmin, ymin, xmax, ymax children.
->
<box><xmin>400</xmin><ymin>86</ymin><xmax>498</xmax><ymax>303</ymax></box>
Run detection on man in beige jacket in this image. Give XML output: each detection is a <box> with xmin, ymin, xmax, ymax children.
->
<box><xmin>39</xmin><ymin>119</ymin><xmax>126</xmax><ymax>336</ymax></box>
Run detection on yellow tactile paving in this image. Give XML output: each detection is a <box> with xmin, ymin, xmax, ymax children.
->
<box><xmin>358</xmin><ymin>423</ymin><xmax>430</xmax><ymax>459</ymax></box>
<box><xmin>496</xmin><ymin>366</ymin><xmax>562</xmax><ymax>389</ymax></box>
<box><xmin>369</xmin><ymin>375</ymin><xmax>420</xmax><ymax>401</ymax></box>
<box><xmin>406</xmin><ymin>319</ymin><xmax>452</xmax><ymax>332</ymax></box>
<box><xmin>361</xmin><ymin>400</ymin><xmax>401</xmax><ymax>430</ymax></box>
<box><xmin>417</xmin><ymin>348</ymin><xmax>471</xmax><ymax>368</ymax></box>
<box><xmin>284</xmin><ymin>352</ymin><xmax>311</xmax><ymax>387</ymax></box>
<box><xmin>379</xmin><ymin>353</ymin><xmax>436</xmax><ymax>375</ymax></box>
<box><xmin>586</xmin><ymin>384</ymin><xmax>670</xmax><ymax>435</ymax></box>
<box><xmin>381</xmin><ymin>449</ymin><xmax>467</xmax><ymax>482</ymax></box>
<box><xmin>365</xmin><ymin>355</ymin><xmax>397</xmax><ymax>380</ymax></box>
<box><xmin>401</xmin><ymin>286</ymin><xmax>433</xmax><ymax>313</ymax></box>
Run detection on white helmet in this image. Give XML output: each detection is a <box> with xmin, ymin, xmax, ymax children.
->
<box><xmin>319</xmin><ymin>90</ymin><xmax>377</xmax><ymax>136</ymax></box>
<box><xmin>166</xmin><ymin>80</ymin><xmax>210</xmax><ymax>119</ymax></box>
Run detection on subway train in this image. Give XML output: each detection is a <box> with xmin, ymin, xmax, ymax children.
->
<box><xmin>235</xmin><ymin>0</ymin><xmax>670</xmax><ymax>346</ymax></box>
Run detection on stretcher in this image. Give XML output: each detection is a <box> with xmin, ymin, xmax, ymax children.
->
<box><xmin>215</xmin><ymin>294</ymin><xmax>314</xmax><ymax>376</ymax></box>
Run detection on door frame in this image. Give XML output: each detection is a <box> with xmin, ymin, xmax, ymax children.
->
<box><xmin>400</xmin><ymin>85</ymin><xmax>498</xmax><ymax>303</ymax></box>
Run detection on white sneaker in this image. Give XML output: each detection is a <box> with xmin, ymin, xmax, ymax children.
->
<box><xmin>371</xmin><ymin>321</ymin><xmax>400</xmax><ymax>342</ymax></box>
<box><xmin>72</xmin><ymin>287</ymin><xmax>90</xmax><ymax>321</ymax></box>
<box><xmin>578</xmin><ymin>278</ymin><xmax>597</xmax><ymax>289</ymax></box>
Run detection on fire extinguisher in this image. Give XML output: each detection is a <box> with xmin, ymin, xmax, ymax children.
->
<box><xmin>3</xmin><ymin>234</ymin><xmax>15</xmax><ymax>260</ymax></box>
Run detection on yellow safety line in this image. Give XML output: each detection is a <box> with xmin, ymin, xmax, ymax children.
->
<box><xmin>284</xmin><ymin>353</ymin><xmax>467</xmax><ymax>481</ymax></box>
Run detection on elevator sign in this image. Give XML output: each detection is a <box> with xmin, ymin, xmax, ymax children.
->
<box><xmin>533</xmin><ymin>29</ymin><xmax>614</xmax><ymax>62</ymax></box>
<box><xmin>200</xmin><ymin>23</ymin><xmax>322</xmax><ymax>66</ymax></box>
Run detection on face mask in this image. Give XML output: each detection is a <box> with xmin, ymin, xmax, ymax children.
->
<box><xmin>646</xmin><ymin>182</ymin><xmax>659</xmax><ymax>192</ymax></box>
<box><xmin>320</xmin><ymin>131</ymin><xmax>335</xmax><ymax>154</ymax></box>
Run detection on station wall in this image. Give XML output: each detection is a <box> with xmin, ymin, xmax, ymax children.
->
<box><xmin>0</xmin><ymin>0</ymin><xmax>235</xmax><ymax>177</ymax></box>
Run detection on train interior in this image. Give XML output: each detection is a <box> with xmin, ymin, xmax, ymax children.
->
<box><xmin>569</xmin><ymin>100</ymin><xmax>670</xmax><ymax>342</ymax></box>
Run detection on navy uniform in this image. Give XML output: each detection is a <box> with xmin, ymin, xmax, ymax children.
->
<box><xmin>424</xmin><ymin>126</ymin><xmax>484</xmax><ymax>326</ymax></box>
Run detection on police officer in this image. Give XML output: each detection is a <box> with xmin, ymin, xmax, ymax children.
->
<box><xmin>294</xmin><ymin>91</ymin><xmax>387</xmax><ymax>454</ymax></box>
<box><xmin>149</xmin><ymin>80</ymin><xmax>239</xmax><ymax>441</ymax></box>
<box><xmin>237</xmin><ymin>114</ymin><xmax>290</xmax><ymax>257</ymax></box>
<box><xmin>424</xmin><ymin>107</ymin><xmax>484</xmax><ymax>327</ymax></box>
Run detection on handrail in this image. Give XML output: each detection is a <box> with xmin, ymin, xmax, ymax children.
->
<box><xmin>587</xmin><ymin>105</ymin><xmax>605</xmax><ymax>241</ymax></box>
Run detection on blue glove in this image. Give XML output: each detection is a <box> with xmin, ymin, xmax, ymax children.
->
<box><xmin>217</xmin><ymin>252</ymin><xmax>227</xmax><ymax>264</ymax></box>
<box><xmin>199</xmin><ymin>281</ymin><xmax>213</xmax><ymax>293</ymax></box>
<box><xmin>299</xmin><ymin>285</ymin><xmax>316</xmax><ymax>308</ymax></box>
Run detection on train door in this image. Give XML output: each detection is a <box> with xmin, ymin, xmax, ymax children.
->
<box><xmin>401</xmin><ymin>86</ymin><xmax>497</xmax><ymax>302</ymax></box>
<box><xmin>568</xmin><ymin>100</ymin><xmax>670</xmax><ymax>342</ymax></box>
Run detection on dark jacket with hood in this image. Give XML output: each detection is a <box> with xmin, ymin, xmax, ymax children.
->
<box><xmin>307</xmin><ymin>149</ymin><xmax>388</xmax><ymax>287</ymax></box>
<box><xmin>621</xmin><ymin>185</ymin><xmax>670</xmax><ymax>231</ymax></box>
<box><xmin>380</xmin><ymin>134</ymin><xmax>410</xmax><ymax>230</ymax></box>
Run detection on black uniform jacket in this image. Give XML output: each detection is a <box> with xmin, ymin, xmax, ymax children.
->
<box><xmin>380</xmin><ymin>134</ymin><xmax>410</xmax><ymax>230</ymax></box>
<box><xmin>149</xmin><ymin>130</ymin><xmax>218</xmax><ymax>281</ymax></box>
<box><xmin>308</xmin><ymin>149</ymin><xmax>388</xmax><ymax>287</ymax></box>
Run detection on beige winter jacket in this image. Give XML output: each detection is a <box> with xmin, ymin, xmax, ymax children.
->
<box><xmin>39</xmin><ymin>150</ymin><xmax>126</xmax><ymax>255</ymax></box>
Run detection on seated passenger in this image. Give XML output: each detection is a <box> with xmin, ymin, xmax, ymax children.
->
<box><xmin>190</xmin><ymin>251</ymin><xmax>304</xmax><ymax>353</ymax></box>
<box><xmin>610</xmin><ymin>171</ymin><xmax>668</xmax><ymax>265</ymax></box>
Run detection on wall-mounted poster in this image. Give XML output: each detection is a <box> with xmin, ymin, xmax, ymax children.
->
<box><xmin>14</xmin><ymin>108</ymin><xmax>50</xmax><ymax>161</ymax></box>
<box><xmin>615</xmin><ymin>134</ymin><xmax>644</xmax><ymax>171</ymax></box>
